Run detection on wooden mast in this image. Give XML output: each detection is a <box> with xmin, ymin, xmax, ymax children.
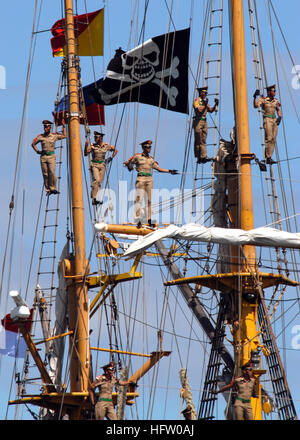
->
<box><xmin>64</xmin><ymin>0</ymin><xmax>90</xmax><ymax>418</ymax></box>
<box><xmin>229</xmin><ymin>0</ymin><xmax>262</xmax><ymax>419</ymax></box>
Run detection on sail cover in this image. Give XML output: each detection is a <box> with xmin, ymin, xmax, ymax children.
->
<box><xmin>94</xmin><ymin>223</ymin><xmax>300</xmax><ymax>258</ymax></box>
<box><xmin>48</xmin><ymin>243</ymin><xmax>70</xmax><ymax>388</ymax></box>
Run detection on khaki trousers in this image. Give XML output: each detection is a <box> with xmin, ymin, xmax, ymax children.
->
<box><xmin>91</xmin><ymin>163</ymin><xmax>106</xmax><ymax>199</ymax></box>
<box><xmin>263</xmin><ymin>117</ymin><xmax>278</xmax><ymax>159</ymax></box>
<box><xmin>193</xmin><ymin>119</ymin><xmax>208</xmax><ymax>159</ymax></box>
<box><xmin>95</xmin><ymin>401</ymin><xmax>118</xmax><ymax>420</ymax></box>
<box><xmin>135</xmin><ymin>177</ymin><xmax>153</xmax><ymax>220</ymax></box>
<box><xmin>40</xmin><ymin>155</ymin><xmax>57</xmax><ymax>192</ymax></box>
<box><xmin>233</xmin><ymin>402</ymin><xmax>253</xmax><ymax>420</ymax></box>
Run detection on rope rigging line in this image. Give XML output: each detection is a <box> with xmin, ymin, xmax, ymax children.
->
<box><xmin>187</xmin><ymin>0</ymin><xmax>225</xmax><ymax>231</ymax></box>
<box><xmin>147</xmin><ymin>255</ymin><xmax>186</xmax><ymax>419</ymax></box>
<box><xmin>7</xmin><ymin>0</ymin><xmax>300</xmax><ymax>422</ymax></box>
<box><xmin>181</xmin><ymin>0</ymin><xmax>212</xmax><ymax>205</ymax></box>
<box><xmin>0</xmin><ymin>0</ymin><xmax>41</xmax><ymax>315</ymax></box>
<box><xmin>3</xmin><ymin>1</ymin><xmax>55</xmax><ymax>414</ymax></box>
<box><xmin>252</xmin><ymin>0</ymin><xmax>299</xmax><ymax>245</ymax></box>
<box><xmin>268</xmin><ymin>0</ymin><xmax>300</xmax><ymax>110</ymax></box>
<box><xmin>31</xmin><ymin>65</ymin><xmax>68</xmax><ymax>368</ymax></box>
<box><xmin>248</xmin><ymin>0</ymin><xmax>300</xmax><ymax>320</ymax></box>
<box><xmin>83</xmin><ymin>2</ymin><xmax>159</xmax><ymax>231</ymax></box>
<box><xmin>154</xmin><ymin>247</ymin><xmax>222</xmax><ymax>417</ymax></box>
<box><xmin>264</xmin><ymin>0</ymin><xmax>300</xmax><ymax>311</ymax></box>
<box><xmin>16</xmin><ymin>43</ymin><xmax>95</xmax><ymax>405</ymax></box>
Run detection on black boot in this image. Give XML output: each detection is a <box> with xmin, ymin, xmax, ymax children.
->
<box><xmin>266</xmin><ymin>158</ymin><xmax>277</xmax><ymax>165</ymax></box>
<box><xmin>258</xmin><ymin>160</ymin><xmax>267</xmax><ymax>172</ymax></box>
<box><xmin>197</xmin><ymin>157</ymin><xmax>212</xmax><ymax>164</ymax></box>
<box><xmin>92</xmin><ymin>198</ymin><xmax>101</xmax><ymax>205</ymax></box>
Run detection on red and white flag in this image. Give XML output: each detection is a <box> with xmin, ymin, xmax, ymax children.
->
<box><xmin>0</xmin><ymin>312</ymin><xmax>32</xmax><ymax>358</ymax></box>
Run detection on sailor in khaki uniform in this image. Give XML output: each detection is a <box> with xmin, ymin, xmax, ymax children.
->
<box><xmin>253</xmin><ymin>84</ymin><xmax>282</xmax><ymax>164</ymax></box>
<box><xmin>89</xmin><ymin>362</ymin><xmax>135</xmax><ymax>420</ymax></box>
<box><xmin>214</xmin><ymin>364</ymin><xmax>257</xmax><ymax>420</ymax></box>
<box><xmin>31</xmin><ymin>120</ymin><xmax>66</xmax><ymax>194</ymax></box>
<box><xmin>193</xmin><ymin>87</ymin><xmax>218</xmax><ymax>163</ymax></box>
<box><xmin>123</xmin><ymin>140</ymin><xmax>178</xmax><ymax>226</ymax></box>
<box><xmin>85</xmin><ymin>131</ymin><xmax>118</xmax><ymax>205</ymax></box>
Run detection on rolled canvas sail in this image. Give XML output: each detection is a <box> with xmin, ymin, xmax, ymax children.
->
<box><xmin>94</xmin><ymin>223</ymin><xmax>300</xmax><ymax>258</ymax></box>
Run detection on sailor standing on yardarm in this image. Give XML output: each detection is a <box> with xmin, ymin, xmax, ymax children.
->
<box><xmin>253</xmin><ymin>84</ymin><xmax>282</xmax><ymax>164</ymax></box>
<box><xmin>123</xmin><ymin>140</ymin><xmax>178</xmax><ymax>227</ymax></box>
<box><xmin>31</xmin><ymin>119</ymin><xmax>66</xmax><ymax>195</ymax></box>
<box><xmin>89</xmin><ymin>362</ymin><xmax>136</xmax><ymax>420</ymax></box>
<box><xmin>193</xmin><ymin>86</ymin><xmax>218</xmax><ymax>163</ymax></box>
<box><xmin>213</xmin><ymin>363</ymin><xmax>257</xmax><ymax>420</ymax></box>
<box><xmin>84</xmin><ymin>131</ymin><xmax>118</xmax><ymax>205</ymax></box>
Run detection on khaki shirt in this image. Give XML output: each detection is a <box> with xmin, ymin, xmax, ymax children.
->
<box><xmin>94</xmin><ymin>374</ymin><xmax>118</xmax><ymax>400</ymax></box>
<box><xmin>234</xmin><ymin>377</ymin><xmax>256</xmax><ymax>401</ymax></box>
<box><xmin>33</xmin><ymin>133</ymin><xmax>64</xmax><ymax>153</ymax></box>
<box><xmin>193</xmin><ymin>97</ymin><xmax>213</xmax><ymax>118</ymax></box>
<box><xmin>256</xmin><ymin>97</ymin><xmax>281</xmax><ymax>117</ymax></box>
<box><xmin>90</xmin><ymin>142</ymin><xmax>112</xmax><ymax>162</ymax></box>
<box><xmin>129</xmin><ymin>153</ymin><xmax>160</xmax><ymax>176</ymax></box>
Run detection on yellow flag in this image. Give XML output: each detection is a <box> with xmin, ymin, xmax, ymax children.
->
<box><xmin>51</xmin><ymin>9</ymin><xmax>104</xmax><ymax>57</ymax></box>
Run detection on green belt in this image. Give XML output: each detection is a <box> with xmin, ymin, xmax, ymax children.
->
<box><xmin>138</xmin><ymin>172</ymin><xmax>152</xmax><ymax>177</ymax></box>
<box><xmin>99</xmin><ymin>398</ymin><xmax>112</xmax><ymax>402</ymax></box>
<box><xmin>264</xmin><ymin>114</ymin><xmax>276</xmax><ymax>119</ymax></box>
<box><xmin>92</xmin><ymin>160</ymin><xmax>104</xmax><ymax>164</ymax></box>
<box><xmin>43</xmin><ymin>151</ymin><xmax>55</xmax><ymax>156</ymax></box>
<box><xmin>236</xmin><ymin>397</ymin><xmax>251</xmax><ymax>404</ymax></box>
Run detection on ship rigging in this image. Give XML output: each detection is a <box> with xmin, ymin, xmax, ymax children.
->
<box><xmin>0</xmin><ymin>0</ymin><xmax>300</xmax><ymax>421</ymax></box>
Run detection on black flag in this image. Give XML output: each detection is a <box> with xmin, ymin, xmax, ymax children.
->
<box><xmin>91</xmin><ymin>28</ymin><xmax>190</xmax><ymax>114</ymax></box>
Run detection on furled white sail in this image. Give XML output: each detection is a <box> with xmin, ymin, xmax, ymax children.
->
<box><xmin>48</xmin><ymin>243</ymin><xmax>70</xmax><ymax>389</ymax></box>
<box><xmin>94</xmin><ymin>223</ymin><xmax>300</xmax><ymax>258</ymax></box>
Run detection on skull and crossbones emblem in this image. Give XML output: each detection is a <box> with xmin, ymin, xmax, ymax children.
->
<box><xmin>98</xmin><ymin>39</ymin><xmax>180</xmax><ymax>107</ymax></box>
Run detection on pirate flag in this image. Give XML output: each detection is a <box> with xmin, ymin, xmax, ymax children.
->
<box><xmin>91</xmin><ymin>28</ymin><xmax>190</xmax><ymax>114</ymax></box>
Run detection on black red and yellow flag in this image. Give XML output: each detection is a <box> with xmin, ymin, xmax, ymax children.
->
<box><xmin>50</xmin><ymin>9</ymin><xmax>104</xmax><ymax>57</ymax></box>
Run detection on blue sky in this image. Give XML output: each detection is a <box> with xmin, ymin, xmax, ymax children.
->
<box><xmin>0</xmin><ymin>0</ymin><xmax>300</xmax><ymax>421</ymax></box>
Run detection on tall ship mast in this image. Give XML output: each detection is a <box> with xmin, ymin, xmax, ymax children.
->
<box><xmin>1</xmin><ymin>0</ymin><xmax>299</xmax><ymax>421</ymax></box>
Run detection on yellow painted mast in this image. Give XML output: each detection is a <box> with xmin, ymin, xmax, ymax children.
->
<box><xmin>229</xmin><ymin>0</ymin><xmax>262</xmax><ymax>419</ymax></box>
<box><xmin>64</xmin><ymin>0</ymin><xmax>90</xmax><ymax>418</ymax></box>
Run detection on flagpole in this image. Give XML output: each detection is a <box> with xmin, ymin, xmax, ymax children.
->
<box><xmin>64</xmin><ymin>0</ymin><xmax>90</xmax><ymax>419</ymax></box>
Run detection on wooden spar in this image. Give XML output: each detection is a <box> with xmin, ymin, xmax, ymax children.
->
<box><xmin>35</xmin><ymin>330</ymin><xmax>74</xmax><ymax>346</ymax></box>
<box><xmin>96</xmin><ymin>223</ymin><xmax>155</xmax><ymax>236</ymax></box>
<box><xmin>127</xmin><ymin>351</ymin><xmax>171</xmax><ymax>389</ymax></box>
<box><xmin>229</xmin><ymin>0</ymin><xmax>262</xmax><ymax>419</ymax></box>
<box><xmin>90</xmin><ymin>347</ymin><xmax>152</xmax><ymax>358</ymax></box>
<box><xmin>17</xmin><ymin>322</ymin><xmax>56</xmax><ymax>394</ymax></box>
<box><xmin>64</xmin><ymin>0</ymin><xmax>89</xmax><ymax>414</ymax></box>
